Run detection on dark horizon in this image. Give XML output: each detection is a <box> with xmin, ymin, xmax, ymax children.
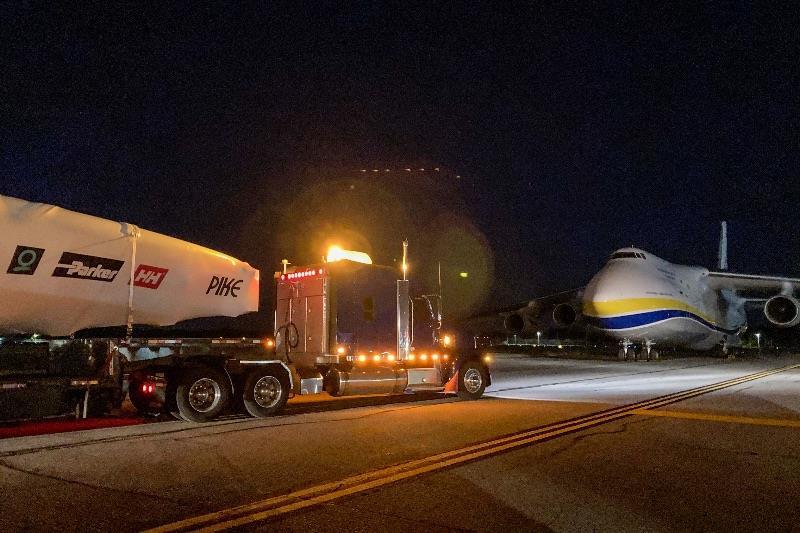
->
<box><xmin>4</xmin><ymin>3</ymin><xmax>799</xmax><ymax>316</ymax></box>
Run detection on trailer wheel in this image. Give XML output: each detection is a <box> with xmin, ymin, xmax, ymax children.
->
<box><xmin>242</xmin><ymin>367</ymin><xmax>289</xmax><ymax>418</ymax></box>
<box><xmin>174</xmin><ymin>367</ymin><xmax>231</xmax><ymax>422</ymax></box>
<box><xmin>457</xmin><ymin>361</ymin><xmax>487</xmax><ymax>400</ymax></box>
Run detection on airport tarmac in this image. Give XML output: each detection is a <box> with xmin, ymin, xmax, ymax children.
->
<box><xmin>1</xmin><ymin>353</ymin><xmax>798</xmax><ymax>532</ymax></box>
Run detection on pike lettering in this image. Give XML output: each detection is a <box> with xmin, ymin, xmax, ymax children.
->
<box><xmin>206</xmin><ymin>276</ymin><xmax>243</xmax><ymax>297</ymax></box>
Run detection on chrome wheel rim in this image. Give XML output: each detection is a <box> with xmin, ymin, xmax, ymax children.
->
<box><xmin>253</xmin><ymin>376</ymin><xmax>281</xmax><ymax>409</ymax></box>
<box><xmin>188</xmin><ymin>378</ymin><xmax>221</xmax><ymax>412</ymax></box>
<box><xmin>463</xmin><ymin>368</ymin><xmax>483</xmax><ymax>394</ymax></box>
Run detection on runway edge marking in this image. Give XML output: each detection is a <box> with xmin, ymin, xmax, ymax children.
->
<box><xmin>144</xmin><ymin>364</ymin><xmax>799</xmax><ymax>533</ymax></box>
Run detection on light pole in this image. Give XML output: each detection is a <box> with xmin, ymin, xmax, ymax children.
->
<box><xmin>537</xmin><ymin>331</ymin><xmax>541</xmax><ymax>347</ymax></box>
<box><xmin>755</xmin><ymin>332</ymin><xmax>761</xmax><ymax>353</ymax></box>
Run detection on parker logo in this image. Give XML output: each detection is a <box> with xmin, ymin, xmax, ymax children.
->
<box><xmin>7</xmin><ymin>245</ymin><xmax>45</xmax><ymax>275</ymax></box>
<box><xmin>206</xmin><ymin>276</ymin><xmax>243</xmax><ymax>298</ymax></box>
<box><xmin>133</xmin><ymin>264</ymin><xmax>169</xmax><ymax>289</ymax></box>
<box><xmin>52</xmin><ymin>252</ymin><xmax>124</xmax><ymax>282</ymax></box>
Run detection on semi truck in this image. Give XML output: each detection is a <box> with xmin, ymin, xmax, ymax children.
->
<box><xmin>0</xmin><ymin>195</ymin><xmax>489</xmax><ymax>423</ymax></box>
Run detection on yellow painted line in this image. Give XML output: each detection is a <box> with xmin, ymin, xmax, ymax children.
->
<box><xmin>632</xmin><ymin>409</ymin><xmax>800</xmax><ymax>428</ymax></box>
<box><xmin>145</xmin><ymin>364</ymin><xmax>799</xmax><ymax>533</ymax></box>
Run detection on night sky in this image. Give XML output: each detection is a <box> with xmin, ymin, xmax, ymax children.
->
<box><xmin>3</xmin><ymin>3</ymin><xmax>800</xmax><ymax>319</ymax></box>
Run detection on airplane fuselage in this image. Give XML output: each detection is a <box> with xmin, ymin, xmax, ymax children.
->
<box><xmin>582</xmin><ymin>248</ymin><xmax>746</xmax><ymax>350</ymax></box>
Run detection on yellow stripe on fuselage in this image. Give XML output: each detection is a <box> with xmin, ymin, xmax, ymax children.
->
<box><xmin>584</xmin><ymin>297</ymin><xmax>715</xmax><ymax>324</ymax></box>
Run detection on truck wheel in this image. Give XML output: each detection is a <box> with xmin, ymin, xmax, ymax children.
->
<box><xmin>242</xmin><ymin>368</ymin><xmax>289</xmax><ymax>418</ymax></box>
<box><xmin>457</xmin><ymin>361</ymin><xmax>487</xmax><ymax>400</ymax></box>
<box><xmin>128</xmin><ymin>380</ymin><xmax>163</xmax><ymax>417</ymax></box>
<box><xmin>174</xmin><ymin>367</ymin><xmax>231</xmax><ymax>422</ymax></box>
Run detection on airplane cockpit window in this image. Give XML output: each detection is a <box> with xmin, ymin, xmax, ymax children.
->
<box><xmin>610</xmin><ymin>251</ymin><xmax>642</xmax><ymax>260</ymax></box>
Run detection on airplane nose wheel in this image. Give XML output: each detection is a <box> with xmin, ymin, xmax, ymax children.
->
<box><xmin>618</xmin><ymin>341</ymin><xmax>636</xmax><ymax>361</ymax></box>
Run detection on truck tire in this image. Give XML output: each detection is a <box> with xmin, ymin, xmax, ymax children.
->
<box><xmin>242</xmin><ymin>367</ymin><xmax>289</xmax><ymax>418</ymax></box>
<box><xmin>174</xmin><ymin>366</ymin><xmax>231</xmax><ymax>422</ymax></box>
<box><xmin>457</xmin><ymin>360</ymin><xmax>487</xmax><ymax>400</ymax></box>
<box><xmin>128</xmin><ymin>380</ymin><xmax>163</xmax><ymax>417</ymax></box>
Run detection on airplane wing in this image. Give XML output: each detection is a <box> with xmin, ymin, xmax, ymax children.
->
<box><xmin>469</xmin><ymin>287</ymin><xmax>584</xmax><ymax>317</ymax></box>
<box><xmin>706</xmin><ymin>272</ymin><xmax>800</xmax><ymax>294</ymax></box>
<box><xmin>459</xmin><ymin>287</ymin><xmax>584</xmax><ymax>336</ymax></box>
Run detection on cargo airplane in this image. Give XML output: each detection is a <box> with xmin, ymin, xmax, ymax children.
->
<box><xmin>499</xmin><ymin>223</ymin><xmax>800</xmax><ymax>359</ymax></box>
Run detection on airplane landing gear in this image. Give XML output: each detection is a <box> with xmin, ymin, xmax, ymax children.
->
<box><xmin>720</xmin><ymin>343</ymin><xmax>735</xmax><ymax>359</ymax></box>
<box><xmin>619</xmin><ymin>340</ymin><xmax>658</xmax><ymax>361</ymax></box>
<box><xmin>645</xmin><ymin>340</ymin><xmax>659</xmax><ymax>361</ymax></box>
<box><xmin>618</xmin><ymin>340</ymin><xmax>635</xmax><ymax>361</ymax></box>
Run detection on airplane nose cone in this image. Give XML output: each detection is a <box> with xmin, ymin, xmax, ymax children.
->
<box><xmin>582</xmin><ymin>268</ymin><xmax>627</xmax><ymax>335</ymax></box>
<box><xmin>582</xmin><ymin>260</ymin><xmax>655</xmax><ymax>323</ymax></box>
<box><xmin>583</xmin><ymin>269</ymin><xmax>616</xmax><ymax>307</ymax></box>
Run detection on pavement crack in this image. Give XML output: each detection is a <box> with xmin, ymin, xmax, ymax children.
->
<box><xmin>172</xmin><ymin>401</ymin><xmax>455</xmax><ymax>440</ymax></box>
<box><xmin>545</xmin><ymin>417</ymin><xmax>650</xmax><ymax>459</ymax></box>
<box><xmin>0</xmin><ymin>420</ymin><xmax>246</xmax><ymax>458</ymax></box>
<box><xmin>0</xmin><ymin>459</ymin><xmax>185</xmax><ymax>504</ymax></box>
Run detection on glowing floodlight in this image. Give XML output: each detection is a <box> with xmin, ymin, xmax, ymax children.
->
<box><xmin>327</xmin><ymin>245</ymin><xmax>372</xmax><ymax>264</ymax></box>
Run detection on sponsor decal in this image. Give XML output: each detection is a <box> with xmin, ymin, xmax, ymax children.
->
<box><xmin>207</xmin><ymin>276</ymin><xmax>243</xmax><ymax>297</ymax></box>
<box><xmin>7</xmin><ymin>245</ymin><xmax>45</xmax><ymax>275</ymax></box>
<box><xmin>52</xmin><ymin>252</ymin><xmax>124</xmax><ymax>282</ymax></box>
<box><xmin>133</xmin><ymin>264</ymin><xmax>169</xmax><ymax>289</ymax></box>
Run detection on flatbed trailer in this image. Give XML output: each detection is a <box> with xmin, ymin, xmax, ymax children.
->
<box><xmin>0</xmin><ymin>194</ymin><xmax>489</xmax><ymax>423</ymax></box>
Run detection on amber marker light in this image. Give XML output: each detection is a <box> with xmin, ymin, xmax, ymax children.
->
<box><xmin>431</xmin><ymin>353</ymin><xmax>439</xmax><ymax>361</ymax></box>
<box><xmin>336</xmin><ymin>345</ymin><xmax>346</xmax><ymax>355</ymax></box>
<box><xmin>483</xmin><ymin>354</ymin><xmax>493</xmax><ymax>363</ymax></box>
<box><xmin>264</xmin><ymin>338</ymin><xmax>275</xmax><ymax>348</ymax></box>
<box><xmin>387</xmin><ymin>354</ymin><xmax>396</xmax><ymax>361</ymax></box>
<box><xmin>420</xmin><ymin>353</ymin><xmax>428</xmax><ymax>361</ymax></box>
<box><xmin>373</xmin><ymin>354</ymin><xmax>381</xmax><ymax>362</ymax></box>
<box><xmin>358</xmin><ymin>354</ymin><xmax>367</xmax><ymax>362</ymax></box>
<box><xmin>442</xmin><ymin>354</ymin><xmax>449</xmax><ymax>360</ymax></box>
<box><xmin>407</xmin><ymin>354</ymin><xmax>416</xmax><ymax>361</ymax></box>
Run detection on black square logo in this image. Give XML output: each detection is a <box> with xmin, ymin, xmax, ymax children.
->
<box><xmin>7</xmin><ymin>245</ymin><xmax>45</xmax><ymax>275</ymax></box>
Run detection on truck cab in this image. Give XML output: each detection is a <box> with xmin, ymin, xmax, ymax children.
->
<box><xmin>274</xmin><ymin>256</ymin><xmax>490</xmax><ymax>401</ymax></box>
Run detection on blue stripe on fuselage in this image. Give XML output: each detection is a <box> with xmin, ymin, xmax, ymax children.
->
<box><xmin>586</xmin><ymin>309</ymin><xmax>738</xmax><ymax>334</ymax></box>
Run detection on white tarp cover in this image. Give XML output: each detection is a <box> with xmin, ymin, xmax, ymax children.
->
<box><xmin>0</xmin><ymin>194</ymin><xmax>259</xmax><ymax>335</ymax></box>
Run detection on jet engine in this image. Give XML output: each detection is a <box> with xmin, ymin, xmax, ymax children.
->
<box><xmin>552</xmin><ymin>303</ymin><xmax>578</xmax><ymax>327</ymax></box>
<box><xmin>503</xmin><ymin>312</ymin><xmax>527</xmax><ymax>334</ymax></box>
<box><xmin>764</xmin><ymin>295</ymin><xmax>800</xmax><ymax>327</ymax></box>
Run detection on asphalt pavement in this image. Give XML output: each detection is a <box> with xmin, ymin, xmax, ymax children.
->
<box><xmin>1</xmin><ymin>353</ymin><xmax>798</xmax><ymax>532</ymax></box>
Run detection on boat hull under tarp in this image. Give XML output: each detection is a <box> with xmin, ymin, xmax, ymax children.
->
<box><xmin>0</xmin><ymin>194</ymin><xmax>259</xmax><ymax>336</ymax></box>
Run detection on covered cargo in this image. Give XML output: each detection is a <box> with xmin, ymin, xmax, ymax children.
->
<box><xmin>0</xmin><ymin>194</ymin><xmax>259</xmax><ymax>336</ymax></box>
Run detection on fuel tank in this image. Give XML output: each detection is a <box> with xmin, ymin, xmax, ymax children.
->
<box><xmin>325</xmin><ymin>365</ymin><xmax>408</xmax><ymax>396</ymax></box>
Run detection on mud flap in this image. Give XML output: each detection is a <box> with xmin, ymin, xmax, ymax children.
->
<box><xmin>443</xmin><ymin>371</ymin><xmax>459</xmax><ymax>393</ymax></box>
